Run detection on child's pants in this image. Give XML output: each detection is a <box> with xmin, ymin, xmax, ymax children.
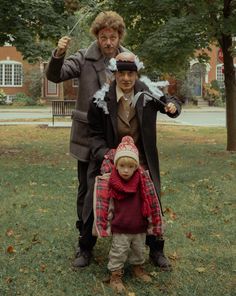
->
<box><xmin>107</xmin><ymin>233</ymin><xmax>146</xmax><ymax>271</ymax></box>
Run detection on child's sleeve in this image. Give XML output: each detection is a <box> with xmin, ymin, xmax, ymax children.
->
<box><xmin>93</xmin><ymin>174</ymin><xmax>112</xmax><ymax>237</ymax></box>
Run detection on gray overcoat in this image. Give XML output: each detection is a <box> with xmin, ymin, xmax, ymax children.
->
<box><xmin>46</xmin><ymin>41</ymin><xmax>128</xmax><ymax>161</ymax></box>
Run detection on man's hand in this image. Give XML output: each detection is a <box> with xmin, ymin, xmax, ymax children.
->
<box><xmin>164</xmin><ymin>102</ymin><xmax>177</xmax><ymax>114</ymax></box>
<box><xmin>55</xmin><ymin>36</ymin><xmax>71</xmax><ymax>57</ymax></box>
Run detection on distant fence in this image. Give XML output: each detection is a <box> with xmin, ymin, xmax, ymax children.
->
<box><xmin>51</xmin><ymin>100</ymin><xmax>76</xmax><ymax>125</ymax></box>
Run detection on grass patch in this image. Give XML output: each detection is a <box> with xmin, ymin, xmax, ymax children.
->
<box><xmin>0</xmin><ymin>125</ymin><xmax>235</xmax><ymax>296</ymax></box>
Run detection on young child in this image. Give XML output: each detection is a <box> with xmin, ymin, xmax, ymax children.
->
<box><xmin>93</xmin><ymin>136</ymin><xmax>163</xmax><ymax>293</ymax></box>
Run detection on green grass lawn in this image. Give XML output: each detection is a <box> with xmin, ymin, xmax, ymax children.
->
<box><xmin>0</xmin><ymin>125</ymin><xmax>235</xmax><ymax>296</ymax></box>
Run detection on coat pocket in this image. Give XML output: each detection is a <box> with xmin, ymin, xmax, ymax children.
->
<box><xmin>70</xmin><ymin>110</ymin><xmax>89</xmax><ymax>146</ymax></box>
<box><xmin>71</xmin><ymin>109</ymin><xmax>87</xmax><ymax>122</ymax></box>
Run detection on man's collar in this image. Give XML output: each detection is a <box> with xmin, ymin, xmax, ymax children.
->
<box><xmin>116</xmin><ymin>85</ymin><xmax>134</xmax><ymax>102</ymax></box>
<box><xmin>84</xmin><ymin>41</ymin><xmax>102</xmax><ymax>60</ymax></box>
<box><xmin>116</xmin><ymin>85</ymin><xmax>123</xmax><ymax>102</ymax></box>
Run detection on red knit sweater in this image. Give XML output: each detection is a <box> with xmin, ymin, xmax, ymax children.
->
<box><xmin>109</xmin><ymin>168</ymin><xmax>148</xmax><ymax>234</ymax></box>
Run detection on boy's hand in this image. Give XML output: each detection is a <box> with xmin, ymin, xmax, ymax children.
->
<box><xmin>164</xmin><ymin>102</ymin><xmax>177</xmax><ymax>114</ymax></box>
<box><xmin>55</xmin><ymin>36</ymin><xmax>71</xmax><ymax>57</ymax></box>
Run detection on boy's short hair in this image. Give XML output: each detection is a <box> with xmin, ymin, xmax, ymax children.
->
<box><xmin>116</xmin><ymin>156</ymin><xmax>138</xmax><ymax>169</ymax></box>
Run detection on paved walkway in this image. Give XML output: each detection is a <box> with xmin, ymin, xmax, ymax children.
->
<box><xmin>0</xmin><ymin>106</ymin><xmax>226</xmax><ymax>127</ymax></box>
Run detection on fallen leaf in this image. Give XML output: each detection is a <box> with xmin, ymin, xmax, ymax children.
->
<box><xmin>102</xmin><ymin>275</ymin><xmax>110</xmax><ymax>283</ymax></box>
<box><xmin>94</xmin><ymin>255</ymin><xmax>104</xmax><ymax>265</ymax></box>
<box><xmin>150</xmin><ymin>271</ymin><xmax>159</xmax><ymax>278</ymax></box>
<box><xmin>6</xmin><ymin>229</ymin><xmax>14</xmax><ymax>237</ymax></box>
<box><xmin>6</xmin><ymin>245</ymin><xmax>15</xmax><ymax>253</ymax></box>
<box><xmin>40</xmin><ymin>264</ymin><xmax>46</xmax><ymax>272</ymax></box>
<box><xmin>160</xmin><ymin>171</ymin><xmax>168</xmax><ymax>176</ymax></box>
<box><xmin>166</xmin><ymin>219</ymin><xmax>174</xmax><ymax>224</ymax></box>
<box><xmin>164</xmin><ymin>207</ymin><xmax>177</xmax><ymax>220</ymax></box>
<box><xmin>168</xmin><ymin>251</ymin><xmax>179</xmax><ymax>261</ymax></box>
<box><xmin>5</xmin><ymin>277</ymin><xmax>13</xmax><ymax>284</ymax></box>
<box><xmin>128</xmin><ymin>293</ymin><xmax>136</xmax><ymax>296</ymax></box>
<box><xmin>167</xmin><ymin>188</ymin><xmax>179</xmax><ymax>194</ymax></box>
<box><xmin>19</xmin><ymin>267</ymin><xmax>29</xmax><ymax>273</ymax></box>
<box><xmin>186</xmin><ymin>232</ymin><xmax>195</xmax><ymax>241</ymax></box>
<box><xmin>195</xmin><ymin>267</ymin><xmax>206</xmax><ymax>273</ymax></box>
<box><xmin>209</xmin><ymin>206</ymin><xmax>220</xmax><ymax>214</ymax></box>
<box><xmin>32</xmin><ymin>233</ymin><xmax>40</xmax><ymax>244</ymax></box>
<box><xmin>38</xmin><ymin>208</ymin><xmax>48</xmax><ymax>213</ymax></box>
<box><xmin>210</xmin><ymin>233</ymin><xmax>221</xmax><ymax>238</ymax></box>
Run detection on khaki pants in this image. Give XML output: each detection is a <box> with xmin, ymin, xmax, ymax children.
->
<box><xmin>108</xmin><ymin>233</ymin><xmax>146</xmax><ymax>271</ymax></box>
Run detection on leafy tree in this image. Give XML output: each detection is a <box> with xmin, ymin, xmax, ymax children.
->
<box><xmin>0</xmin><ymin>0</ymin><xmax>81</xmax><ymax>62</ymax></box>
<box><xmin>24</xmin><ymin>68</ymin><xmax>42</xmax><ymax>99</ymax></box>
<box><xmin>101</xmin><ymin>0</ymin><xmax>236</xmax><ymax>151</ymax></box>
<box><xmin>66</xmin><ymin>8</ymin><xmax>96</xmax><ymax>55</ymax></box>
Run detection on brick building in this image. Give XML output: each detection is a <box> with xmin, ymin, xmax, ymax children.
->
<box><xmin>0</xmin><ymin>46</ymin><xmax>36</xmax><ymax>102</ymax></box>
<box><xmin>189</xmin><ymin>44</ymin><xmax>227</xmax><ymax>97</ymax></box>
<box><xmin>0</xmin><ymin>44</ymin><xmax>234</xmax><ymax>103</ymax></box>
<box><xmin>0</xmin><ymin>45</ymin><xmax>77</xmax><ymax>102</ymax></box>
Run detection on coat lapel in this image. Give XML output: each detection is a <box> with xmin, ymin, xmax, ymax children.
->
<box><xmin>134</xmin><ymin>83</ymin><xmax>144</xmax><ymax>126</ymax></box>
<box><xmin>128</xmin><ymin>106</ymin><xmax>136</xmax><ymax>122</ymax></box>
<box><xmin>85</xmin><ymin>41</ymin><xmax>107</xmax><ymax>87</ymax></box>
<box><xmin>118</xmin><ymin>101</ymin><xmax>130</xmax><ymax>126</ymax></box>
<box><xmin>106</xmin><ymin>85</ymin><xmax>119</xmax><ymax>143</ymax></box>
<box><xmin>93</xmin><ymin>60</ymin><xmax>107</xmax><ymax>87</ymax></box>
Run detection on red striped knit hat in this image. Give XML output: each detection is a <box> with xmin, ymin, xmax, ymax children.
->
<box><xmin>114</xmin><ymin>136</ymin><xmax>139</xmax><ymax>166</ymax></box>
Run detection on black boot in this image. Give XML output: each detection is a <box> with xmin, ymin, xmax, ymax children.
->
<box><xmin>146</xmin><ymin>236</ymin><xmax>172</xmax><ymax>271</ymax></box>
<box><xmin>72</xmin><ymin>247</ymin><xmax>92</xmax><ymax>268</ymax></box>
<box><xmin>73</xmin><ymin>213</ymin><xmax>96</xmax><ymax>268</ymax></box>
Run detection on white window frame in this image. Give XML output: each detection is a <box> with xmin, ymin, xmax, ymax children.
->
<box><xmin>72</xmin><ymin>78</ymin><xmax>79</xmax><ymax>87</ymax></box>
<box><xmin>0</xmin><ymin>60</ymin><xmax>23</xmax><ymax>87</ymax></box>
<box><xmin>216</xmin><ymin>63</ymin><xmax>236</xmax><ymax>89</ymax></box>
<box><xmin>216</xmin><ymin>64</ymin><xmax>224</xmax><ymax>88</ymax></box>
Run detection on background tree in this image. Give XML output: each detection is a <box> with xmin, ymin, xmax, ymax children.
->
<box><xmin>101</xmin><ymin>0</ymin><xmax>236</xmax><ymax>151</ymax></box>
<box><xmin>0</xmin><ymin>0</ymin><xmax>82</xmax><ymax>62</ymax></box>
<box><xmin>0</xmin><ymin>0</ymin><xmax>101</xmax><ymax>61</ymax></box>
<box><xmin>1</xmin><ymin>0</ymin><xmax>235</xmax><ymax>149</ymax></box>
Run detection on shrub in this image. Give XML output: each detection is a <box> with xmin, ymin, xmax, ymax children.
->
<box><xmin>24</xmin><ymin>68</ymin><xmax>42</xmax><ymax>99</ymax></box>
<box><xmin>203</xmin><ymin>81</ymin><xmax>225</xmax><ymax>107</ymax></box>
<box><xmin>12</xmin><ymin>93</ymin><xmax>38</xmax><ymax>106</ymax></box>
<box><xmin>175</xmin><ymin>79</ymin><xmax>195</xmax><ymax>104</ymax></box>
<box><xmin>0</xmin><ymin>88</ymin><xmax>7</xmax><ymax>105</ymax></box>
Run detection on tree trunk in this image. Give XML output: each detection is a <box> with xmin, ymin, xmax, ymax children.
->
<box><xmin>221</xmin><ymin>34</ymin><xmax>236</xmax><ymax>151</ymax></box>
